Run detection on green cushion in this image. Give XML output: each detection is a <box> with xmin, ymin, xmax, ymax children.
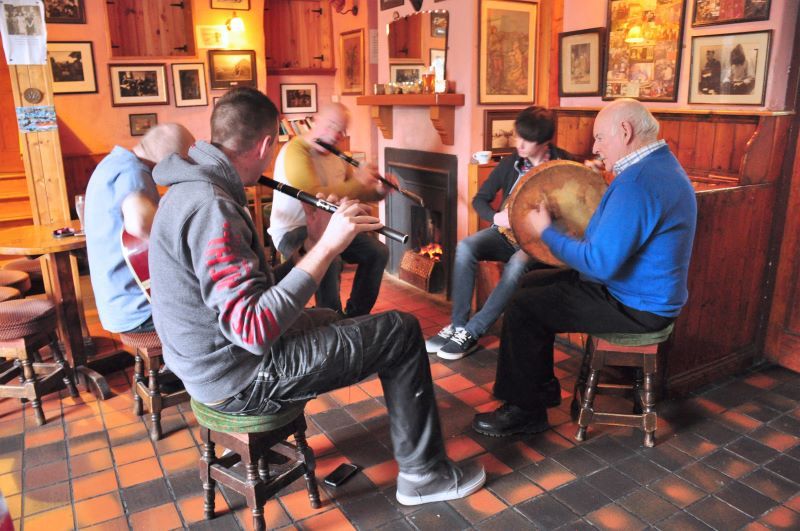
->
<box><xmin>595</xmin><ymin>323</ymin><xmax>675</xmax><ymax>347</ymax></box>
<box><xmin>191</xmin><ymin>399</ymin><xmax>305</xmax><ymax>433</ymax></box>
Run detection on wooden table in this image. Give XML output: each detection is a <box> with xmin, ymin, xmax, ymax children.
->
<box><xmin>0</xmin><ymin>221</ymin><xmax>112</xmax><ymax>399</ymax></box>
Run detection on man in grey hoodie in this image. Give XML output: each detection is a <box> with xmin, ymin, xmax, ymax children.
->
<box><xmin>149</xmin><ymin>88</ymin><xmax>484</xmax><ymax>506</ymax></box>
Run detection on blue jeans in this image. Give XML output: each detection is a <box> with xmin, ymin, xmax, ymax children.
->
<box><xmin>451</xmin><ymin>227</ymin><xmax>539</xmax><ymax>337</ymax></box>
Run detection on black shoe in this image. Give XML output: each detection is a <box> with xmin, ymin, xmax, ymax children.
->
<box><xmin>472</xmin><ymin>403</ymin><xmax>549</xmax><ymax>437</ymax></box>
<box><xmin>542</xmin><ymin>378</ymin><xmax>563</xmax><ymax>408</ymax></box>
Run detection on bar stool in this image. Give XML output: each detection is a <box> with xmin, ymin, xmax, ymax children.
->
<box><xmin>0</xmin><ymin>299</ymin><xmax>79</xmax><ymax>425</ymax></box>
<box><xmin>573</xmin><ymin>323</ymin><xmax>674</xmax><ymax>447</ymax></box>
<box><xmin>0</xmin><ymin>287</ymin><xmax>21</xmax><ymax>303</ymax></box>
<box><xmin>3</xmin><ymin>258</ymin><xmax>45</xmax><ymax>295</ymax></box>
<box><xmin>191</xmin><ymin>399</ymin><xmax>321</xmax><ymax>531</ymax></box>
<box><xmin>0</xmin><ymin>270</ymin><xmax>31</xmax><ymax>295</ymax></box>
<box><xmin>118</xmin><ymin>331</ymin><xmax>189</xmax><ymax>441</ymax></box>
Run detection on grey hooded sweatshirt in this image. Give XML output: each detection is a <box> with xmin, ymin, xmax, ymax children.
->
<box><xmin>150</xmin><ymin>141</ymin><xmax>317</xmax><ymax>403</ymax></box>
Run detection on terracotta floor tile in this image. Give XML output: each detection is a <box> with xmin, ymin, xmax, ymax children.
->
<box><xmin>299</xmin><ymin>507</ymin><xmax>355</xmax><ymax>530</ymax></box>
<box><xmin>307</xmin><ymin>433</ymin><xmax>335</xmax><ymax>457</ymax></box>
<box><xmin>0</xmin><ymin>470</ymin><xmax>21</xmax><ymax>497</ymax></box>
<box><xmin>234</xmin><ymin>498</ymin><xmax>292</xmax><ymax>531</ymax></box>
<box><xmin>24</xmin><ymin>460</ymin><xmax>68</xmax><ymax>491</ymax></box>
<box><xmin>523</xmin><ymin>459</ymin><xmax>577</xmax><ymax>491</ymax></box>
<box><xmin>304</xmin><ymin>395</ymin><xmax>337</xmax><ymax>415</ymax></box>
<box><xmin>159</xmin><ymin>447</ymin><xmax>199</xmax><ymax>475</ymax></box>
<box><xmin>65</xmin><ymin>417</ymin><xmax>105</xmax><ymax>439</ymax></box>
<box><xmin>0</xmin><ymin>418</ymin><xmax>24</xmax><ymax>438</ymax></box>
<box><xmin>72</xmin><ymin>468</ymin><xmax>118</xmax><ymax>500</ymax></box>
<box><xmin>128</xmin><ymin>502</ymin><xmax>182</xmax><ymax>530</ymax></box>
<box><xmin>107</xmin><ymin>422</ymin><xmax>149</xmax><ymax>447</ymax></box>
<box><xmin>445</xmin><ymin>435</ymin><xmax>485</xmax><ymax>462</ymax></box>
<box><xmin>475</xmin><ymin>453</ymin><xmax>514</xmax><ymax>479</ymax></box>
<box><xmin>83</xmin><ymin>516</ymin><xmax>130</xmax><ymax>530</ymax></box>
<box><xmin>117</xmin><ymin>456</ymin><xmax>163</xmax><ymax>488</ymax></box>
<box><xmin>363</xmin><ymin>460</ymin><xmax>398</xmax><ymax>488</ymax></box>
<box><xmin>357</xmin><ymin>378</ymin><xmax>384</xmax><ymax>398</ymax></box>
<box><xmin>761</xmin><ymin>505</ymin><xmax>800</xmax><ymax>529</ymax></box>
<box><xmin>23</xmin><ymin>482</ymin><xmax>71</xmax><ymax>517</ymax></box>
<box><xmin>742</xmin><ymin>373</ymin><xmax>778</xmax><ymax>390</ymax></box>
<box><xmin>586</xmin><ymin>504</ymin><xmax>647</xmax><ymax>531</ymax></box>
<box><xmin>111</xmin><ymin>438</ymin><xmax>155</xmax><ymax>466</ymax></box>
<box><xmin>61</xmin><ymin>404</ymin><xmax>98</xmax><ymax>423</ymax></box>
<box><xmin>328</xmin><ymin>385</ymin><xmax>370</xmax><ymax>406</ymax></box>
<box><xmin>74</xmin><ymin>492</ymin><xmax>124</xmax><ymax>528</ymax></box>
<box><xmin>24</xmin><ymin>424</ymin><xmax>64</xmax><ymax>449</ymax></box>
<box><xmin>751</xmin><ymin>426</ymin><xmax>799</xmax><ymax>452</ymax></box>
<box><xmin>99</xmin><ymin>393</ymin><xmax>135</xmax><ymax>413</ymax></box>
<box><xmin>453</xmin><ymin>386</ymin><xmax>494</xmax><ymax>407</ymax></box>
<box><xmin>489</xmin><ymin>472</ymin><xmax>544</xmax><ymax>505</ymax></box>
<box><xmin>449</xmin><ymin>488</ymin><xmax>507</xmax><ymax>524</ymax></box>
<box><xmin>279</xmin><ymin>486</ymin><xmax>330</xmax><ymax>521</ymax></box>
<box><xmin>153</xmin><ymin>429</ymin><xmax>196</xmax><ymax>455</ymax></box>
<box><xmin>68</xmin><ymin>431</ymin><xmax>109</xmax><ymax>457</ymax></box>
<box><xmin>22</xmin><ymin>504</ymin><xmax>74</xmax><ymax>531</ymax></box>
<box><xmin>70</xmin><ymin>447</ymin><xmax>113</xmax><ymax>478</ymax></box>
<box><xmin>0</xmin><ymin>451</ymin><xmax>21</xmax><ymax>475</ymax></box>
<box><xmin>5</xmin><ymin>493</ymin><xmax>20</xmax><ymax>521</ymax></box>
<box><xmin>102</xmin><ymin>409</ymin><xmax>140</xmax><ymax>430</ymax></box>
<box><xmin>649</xmin><ymin>475</ymin><xmax>706</xmax><ymax>508</ymax></box>
<box><xmin>177</xmin><ymin>492</ymin><xmax>228</xmax><ymax>524</ymax></box>
<box><xmin>314</xmin><ymin>454</ymin><xmax>349</xmax><ymax>480</ymax></box>
<box><xmin>436</xmin><ymin>374</ymin><xmax>475</xmax><ymax>394</ymax></box>
<box><xmin>474</xmin><ymin>400</ymin><xmax>503</xmax><ymax>413</ymax></box>
<box><xmin>429</xmin><ymin>362</ymin><xmax>455</xmax><ymax>380</ymax></box>
<box><xmin>785</xmin><ymin>493</ymin><xmax>800</xmax><ymax>512</ymax></box>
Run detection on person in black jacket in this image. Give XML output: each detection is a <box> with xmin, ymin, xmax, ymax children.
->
<box><xmin>426</xmin><ymin>107</ymin><xmax>574</xmax><ymax>359</ymax></box>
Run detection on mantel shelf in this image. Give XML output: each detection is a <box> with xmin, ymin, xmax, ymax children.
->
<box><xmin>355</xmin><ymin>94</ymin><xmax>465</xmax><ymax>145</ymax></box>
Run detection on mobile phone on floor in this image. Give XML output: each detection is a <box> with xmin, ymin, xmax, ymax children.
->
<box><xmin>323</xmin><ymin>463</ymin><xmax>359</xmax><ymax>487</ymax></box>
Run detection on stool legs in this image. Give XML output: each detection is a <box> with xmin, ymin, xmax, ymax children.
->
<box><xmin>295</xmin><ymin>428</ymin><xmax>321</xmax><ymax>509</ymax></box>
<box><xmin>50</xmin><ymin>337</ymin><xmax>79</xmax><ymax>398</ymax></box>
<box><xmin>200</xmin><ymin>430</ymin><xmax>217</xmax><ymax>520</ymax></box>
<box><xmin>642</xmin><ymin>372</ymin><xmax>656</xmax><ymax>447</ymax></box>
<box><xmin>20</xmin><ymin>357</ymin><xmax>45</xmax><ymax>426</ymax></box>
<box><xmin>575</xmin><ymin>365</ymin><xmax>601</xmax><ymax>442</ymax></box>
<box><xmin>147</xmin><ymin>366</ymin><xmax>163</xmax><ymax>441</ymax></box>
<box><xmin>132</xmin><ymin>354</ymin><xmax>144</xmax><ymax>416</ymax></box>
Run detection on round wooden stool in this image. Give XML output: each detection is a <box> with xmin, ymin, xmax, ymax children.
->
<box><xmin>0</xmin><ymin>299</ymin><xmax>79</xmax><ymax>425</ymax></box>
<box><xmin>3</xmin><ymin>258</ymin><xmax>45</xmax><ymax>295</ymax></box>
<box><xmin>191</xmin><ymin>399</ymin><xmax>321</xmax><ymax>531</ymax></box>
<box><xmin>0</xmin><ymin>270</ymin><xmax>31</xmax><ymax>295</ymax></box>
<box><xmin>0</xmin><ymin>287</ymin><xmax>21</xmax><ymax>303</ymax></box>
<box><xmin>573</xmin><ymin>323</ymin><xmax>674</xmax><ymax>447</ymax></box>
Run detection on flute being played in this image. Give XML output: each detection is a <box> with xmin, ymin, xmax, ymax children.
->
<box><xmin>314</xmin><ymin>139</ymin><xmax>426</xmax><ymax>207</ymax></box>
<box><xmin>259</xmin><ymin>176</ymin><xmax>409</xmax><ymax>244</ymax></box>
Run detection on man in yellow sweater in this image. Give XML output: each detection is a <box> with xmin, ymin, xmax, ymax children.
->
<box><xmin>269</xmin><ymin>103</ymin><xmax>392</xmax><ymax>316</ymax></box>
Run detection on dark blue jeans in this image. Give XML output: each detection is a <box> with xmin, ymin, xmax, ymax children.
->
<box><xmin>451</xmin><ymin>227</ymin><xmax>539</xmax><ymax>337</ymax></box>
<box><xmin>210</xmin><ymin>309</ymin><xmax>446</xmax><ymax>474</ymax></box>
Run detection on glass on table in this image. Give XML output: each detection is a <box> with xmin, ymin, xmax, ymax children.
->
<box><xmin>74</xmin><ymin>194</ymin><xmax>85</xmax><ymax>235</ymax></box>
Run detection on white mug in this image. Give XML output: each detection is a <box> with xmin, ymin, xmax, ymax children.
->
<box><xmin>473</xmin><ymin>150</ymin><xmax>492</xmax><ymax>164</ymax></box>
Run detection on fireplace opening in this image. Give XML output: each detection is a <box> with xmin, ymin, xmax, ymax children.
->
<box><xmin>384</xmin><ymin>148</ymin><xmax>457</xmax><ymax>298</ymax></box>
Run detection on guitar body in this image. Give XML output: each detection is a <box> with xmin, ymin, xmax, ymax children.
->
<box><xmin>120</xmin><ymin>230</ymin><xmax>151</xmax><ymax>301</ymax></box>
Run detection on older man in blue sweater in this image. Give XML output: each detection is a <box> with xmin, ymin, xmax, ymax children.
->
<box><xmin>474</xmin><ymin>99</ymin><xmax>697</xmax><ymax>437</ymax></box>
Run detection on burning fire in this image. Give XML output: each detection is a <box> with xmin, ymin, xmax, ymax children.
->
<box><xmin>419</xmin><ymin>243</ymin><xmax>443</xmax><ymax>261</ymax></box>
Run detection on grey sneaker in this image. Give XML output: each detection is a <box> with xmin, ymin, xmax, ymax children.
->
<box><xmin>425</xmin><ymin>324</ymin><xmax>455</xmax><ymax>353</ymax></box>
<box><xmin>437</xmin><ymin>328</ymin><xmax>479</xmax><ymax>360</ymax></box>
<box><xmin>396</xmin><ymin>460</ymin><xmax>486</xmax><ymax>506</ymax></box>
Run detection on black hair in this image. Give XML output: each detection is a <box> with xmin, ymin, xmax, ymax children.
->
<box><xmin>514</xmin><ymin>106</ymin><xmax>556</xmax><ymax>144</ymax></box>
<box><xmin>211</xmin><ymin>87</ymin><xmax>279</xmax><ymax>154</ymax></box>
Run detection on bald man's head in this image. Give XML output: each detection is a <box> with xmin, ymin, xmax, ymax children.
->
<box><xmin>310</xmin><ymin>103</ymin><xmax>350</xmax><ymax>148</ymax></box>
<box><xmin>135</xmin><ymin>124</ymin><xmax>195</xmax><ymax>166</ymax></box>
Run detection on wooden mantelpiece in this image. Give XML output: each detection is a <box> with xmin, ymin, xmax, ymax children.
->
<box><xmin>356</xmin><ymin>94</ymin><xmax>465</xmax><ymax>145</ymax></box>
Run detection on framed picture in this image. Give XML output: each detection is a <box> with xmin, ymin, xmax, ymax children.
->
<box><xmin>692</xmin><ymin>0</ymin><xmax>771</xmax><ymax>27</ymax></box>
<box><xmin>172</xmin><ymin>63</ymin><xmax>208</xmax><ymax>107</ymax></box>
<box><xmin>129</xmin><ymin>113</ymin><xmax>157</xmax><ymax>137</ymax></box>
<box><xmin>431</xmin><ymin>11</ymin><xmax>448</xmax><ymax>38</ymax></box>
<box><xmin>280</xmin><ymin>83</ymin><xmax>317</xmax><ymax>114</ymax></box>
<box><xmin>340</xmin><ymin>29</ymin><xmax>364</xmax><ymax>96</ymax></box>
<box><xmin>109</xmin><ymin>64</ymin><xmax>169</xmax><ymax>106</ymax></box>
<box><xmin>210</xmin><ymin>0</ymin><xmax>250</xmax><ymax>9</ymax></box>
<box><xmin>430</xmin><ymin>48</ymin><xmax>445</xmax><ymax>78</ymax></box>
<box><xmin>484</xmin><ymin>110</ymin><xmax>519</xmax><ymax>157</ymax></box>
<box><xmin>47</xmin><ymin>41</ymin><xmax>97</xmax><ymax>94</ymax></box>
<box><xmin>559</xmin><ymin>28</ymin><xmax>604</xmax><ymax>97</ymax></box>
<box><xmin>380</xmin><ymin>0</ymin><xmax>404</xmax><ymax>10</ymax></box>
<box><xmin>479</xmin><ymin>0</ymin><xmax>538</xmax><ymax>105</ymax></box>
<box><xmin>604</xmin><ymin>0</ymin><xmax>686</xmax><ymax>102</ymax></box>
<box><xmin>44</xmin><ymin>0</ymin><xmax>85</xmax><ymax>24</ymax></box>
<box><xmin>196</xmin><ymin>25</ymin><xmax>229</xmax><ymax>49</ymax></box>
<box><xmin>390</xmin><ymin>64</ymin><xmax>425</xmax><ymax>84</ymax></box>
<box><xmin>208</xmin><ymin>50</ymin><xmax>256</xmax><ymax>89</ymax></box>
<box><xmin>688</xmin><ymin>31</ymin><xmax>771</xmax><ymax>105</ymax></box>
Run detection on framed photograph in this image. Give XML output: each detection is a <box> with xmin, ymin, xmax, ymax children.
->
<box><xmin>380</xmin><ymin>0</ymin><xmax>404</xmax><ymax>10</ymax></box>
<box><xmin>559</xmin><ymin>28</ymin><xmax>604</xmax><ymax>97</ymax></box>
<box><xmin>44</xmin><ymin>0</ymin><xmax>85</xmax><ymax>24</ymax></box>
<box><xmin>208</xmin><ymin>50</ymin><xmax>256</xmax><ymax>89</ymax></box>
<box><xmin>484</xmin><ymin>110</ymin><xmax>519</xmax><ymax>156</ymax></box>
<box><xmin>692</xmin><ymin>0</ymin><xmax>771</xmax><ymax>27</ymax></box>
<box><xmin>172</xmin><ymin>63</ymin><xmax>208</xmax><ymax>107</ymax></box>
<box><xmin>280</xmin><ymin>83</ymin><xmax>317</xmax><ymax>114</ymax></box>
<box><xmin>479</xmin><ymin>0</ymin><xmax>538</xmax><ymax>104</ymax></box>
<box><xmin>47</xmin><ymin>41</ymin><xmax>97</xmax><ymax>94</ymax></box>
<box><xmin>390</xmin><ymin>64</ymin><xmax>425</xmax><ymax>84</ymax></box>
<box><xmin>431</xmin><ymin>11</ymin><xmax>448</xmax><ymax>38</ymax></box>
<box><xmin>340</xmin><ymin>29</ymin><xmax>364</xmax><ymax>96</ymax></box>
<box><xmin>109</xmin><ymin>64</ymin><xmax>169</xmax><ymax>107</ymax></box>
<box><xmin>210</xmin><ymin>0</ymin><xmax>250</xmax><ymax>9</ymax></box>
<box><xmin>430</xmin><ymin>48</ymin><xmax>445</xmax><ymax>78</ymax></box>
<box><xmin>603</xmin><ymin>0</ymin><xmax>686</xmax><ymax>102</ymax></box>
<box><xmin>196</xmin><ymin>25</ymin><xmax>229</xmax><ymax>49</ymax></box>
<box><xmin>129</xmin><ymin>113</ymin><xmax>157</xmax><ymax>137</ymax></box>
<box><xmin>688</xmin><ymin>31</ymin><xmax>771</xmax><ymax>105</ymax></box>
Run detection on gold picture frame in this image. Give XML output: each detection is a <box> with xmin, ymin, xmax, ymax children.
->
<box><xmin>340</xmin><ymin>29</ymin><xmax>364</xmax><ymax>96</ymax></box>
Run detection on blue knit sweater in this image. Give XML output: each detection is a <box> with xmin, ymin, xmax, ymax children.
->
<box><xmin>542</xmin><ymin>145</ymin><xmax>697</xmax><ymax>317</ymax></box>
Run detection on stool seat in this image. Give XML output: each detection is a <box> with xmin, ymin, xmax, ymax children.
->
<box><xmin>594</xmin><ymin>323</ymin><xmax>674</xmax><ymax>346</ymax></box>
<box><xmin>118</xmin><ymin>330</ymin><xmax>161</xmax><ymax>350</ymax></box>
<box><xmin>191</xmin><ymin>399</ymin><xmax>305</xmax><ymax>433</ymax></box>
<box><xmin>0</xmin><ymin>270</ymin><xmax>31</xmax><ymax>294</ymax></box>
<box><xmin>3</xmin><ymin>258</ymin><xmax>43</xmax><ymax>280</ymax></box>
<box><xmin>0</xmin><ymin>287</ymin><xmax>21</xmax><ymax>303</ymax></box>
<box><xmin>0</xmin><ymin>299</ymin><xmax>57</xmax><ymax>340</ymax></box>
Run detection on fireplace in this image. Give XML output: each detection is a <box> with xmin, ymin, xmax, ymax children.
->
<box><xmin>384</xmin><ymin>148</ymin><xmax>458</xmax><ymax>298</ymax></box>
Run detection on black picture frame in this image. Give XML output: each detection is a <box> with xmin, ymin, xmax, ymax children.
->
<box><xmin>47</xmin><ymin>41</ymin><xmax>97</xmax><ymax>95</ymax></box>
<box><xmin>558</xmin><ymin>28</ymin><xmax>605</xmax><ymax>97</ymax></box>
<box><xmin>208</xmin><ymin>50</ymin><xmax>257</xmax><ymax>90</ymax></box>
<box><xmin>484</xmin><ymin>109</ymin><xmax>520</xmax><ymax>157</ymax></box>
<box><xmin>380</xmin><ymin>0</ymin><xmax>404</xmax><ymax>11</ymax></box>
<box><xmin>44</xmin><ymin>0</ymin><xmax>86</xmax><ymax>24</ymax></box>
<box><xmin>109</xmin><ymin>64</ymin><xmax>169</xmax><ymax>107</ymax></box>
<box><xmin>172</xmin><ymin>63</ymin><xmax>209</xmax><ymax>107</ymax></box>
<box><xmin>129</xmin><ymin>113</ymin><xmax>158</xmax><ymax>137</ymax></box>
<box><xmin>692</xmin><ymin>0</ymin><xmax>771</xmax><ymax>27</ymax></box>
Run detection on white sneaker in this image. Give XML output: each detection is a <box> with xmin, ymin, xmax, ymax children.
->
<box><xmin>396</xmin><ymin>460</ymin><xmax>486</xmax><ymax>506</ymax></box>
<box><xmin>425</xmin><ymin>324</ymin><xmax>456</xmax><ymax>353</ymax></box>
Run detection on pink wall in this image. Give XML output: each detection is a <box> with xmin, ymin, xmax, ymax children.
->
<box><xmin>561</xmin><ymin>0</ymin><xmax>798</xmax><ymax>110</ymax></box>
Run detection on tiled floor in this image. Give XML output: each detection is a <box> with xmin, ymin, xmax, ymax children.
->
<box><xmin>2</xmin><ymin>270</ymin><xmax>799</xmax><ymax>530</ymax></box>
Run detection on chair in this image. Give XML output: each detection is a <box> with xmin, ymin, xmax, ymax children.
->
<box><xmin>3</xmin><ymin>258</ymin><xmax>45</xmax><ymax>295</ymax></box>
<box><xmin>0</xmin><ymin>299</ymin><xmax>79</xmax><ymax>425</ymax></box>
<box><xmin>572</xmin><ymin>323</ymin><xmax>674</xmax><ymax>447</ymax></box>
<box><xmin>118</xmin><ymin>331</ymin><xmax>189</xmax><ymax>441</ymax></box>
<box><xmin>191</xmin><ymin>399</ymin><xmax>321</xmax><ymax>531</ymax></box>
<box><xmin>0</xmin><ymin>270</ymin><xmax>31</xmax><ymax>295</ymax></box>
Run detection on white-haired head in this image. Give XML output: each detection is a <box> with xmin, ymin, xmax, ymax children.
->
<box><xmin>592</xmin><ymin>99</ymin><xmax>660</xmax><ymax>171</ymax></box>
<box><xmin>134</xmin><ymin>123</ymin><xmax>195</xmax><ymax>166</ymax></box>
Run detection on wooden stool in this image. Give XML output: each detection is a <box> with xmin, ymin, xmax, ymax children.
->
<box><xmin>0</xmin><ymin>287</ymin><xmax>21</xmax><ymax>303</ymax></box>
<box><xmin>3</xmin><ymin>258</ymin><xmax>45</xmax><ymax>295</ymax></box>
<box><xmin>0</xmin><ymin>270</ymin><xmax>31</xmax><ymax>295</ymax></box>
<box><xmin>191</xmin><ymin>399</ymin><xmax>321</xmax><ymax>531</ymax></box>
<box><xmin>573</xmin><ymin>324</ymin><xmax>674</xmax><ymax>447</ymax></box>
<box><xmin>118</xmin><ymin>331</ymin><xmax>188</xmax><ymax>441</ymax></box>
<box><xmin>0</xmin><ymin>299</ymin><xmax>79</xmax><ymax>425</ymax></box>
